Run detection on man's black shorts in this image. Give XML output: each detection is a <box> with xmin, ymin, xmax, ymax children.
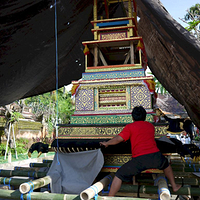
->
<box><xmin>116</xmin><ymin>151</ymin><xmax>169</xmax><ymax>182</ymax></box>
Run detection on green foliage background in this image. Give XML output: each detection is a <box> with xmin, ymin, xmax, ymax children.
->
<box><xmin>24</xmin><ymin>87</ymin><xmax>74</xmax><ymax>134</ymax></box>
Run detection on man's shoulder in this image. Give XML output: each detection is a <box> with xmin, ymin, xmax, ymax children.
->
<box><xmin>127</xmin><ymin>121</ymin><xmax>152</xmax><ymax>126</ymax></box>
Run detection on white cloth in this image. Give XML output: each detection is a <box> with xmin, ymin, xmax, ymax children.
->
<box><xmin>47</xmin><ymin>149</ymin><xmax>104</xmax><ymax>194</ymax></box>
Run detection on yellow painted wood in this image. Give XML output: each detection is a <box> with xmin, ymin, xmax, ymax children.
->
<box><xmin>93</xmin><ymin>0</ymin><xmax>97</xmax><ymax>40</ymax></box>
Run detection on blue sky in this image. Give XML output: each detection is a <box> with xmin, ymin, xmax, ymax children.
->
<box><xmin>160</xmin><ymin>0</ymin><xmax>198</xmax><ymax>27</ymax></box>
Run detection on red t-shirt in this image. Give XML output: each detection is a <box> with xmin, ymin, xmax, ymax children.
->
<box><xmin>119</xmin><ymin>121</ymin><xmax>159</xmax><ymax>157</ymax></box>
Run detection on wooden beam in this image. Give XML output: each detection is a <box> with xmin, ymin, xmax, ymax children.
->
<box><xmin>124</xmin><ymin>51</ymin><xmax>130</xmax><ymax>64</ymax></box>
<box><xmin>99</xmin><ymin>49</ymin><xmax>108</xmax><ymax>66</ymax></box>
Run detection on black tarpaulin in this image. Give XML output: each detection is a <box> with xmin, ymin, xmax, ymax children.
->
<box><xmin>0</xmin><ymin>0</ymin><xmax>200</xmax><ymax>128</ymax></box>
<box><xmin>0</xmin><ymin>0</ymin><xmax>93</xmax><ymax>104</ymax></box>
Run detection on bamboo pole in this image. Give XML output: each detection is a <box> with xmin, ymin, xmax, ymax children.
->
<box><xmin>29</xmin><ymin>163</ymin><xmax>51</xmax><ymax>168</ymax></box>
<box><xmin>118</xmin><ymin>184</ymin><xmax>200</xmax><ymax>196</ymax></box>
<box><xmin>171</xmin><ymin>166</ymin><xmax>199</xmax><ymax>172</ymax></box>
<box><xmin>1</xmin><ymin>186</ymin><xmax>200</xmax><ymax>199</ymax></box>
<box><xmin>0</xmin><ymin>189</ymin><xmax>80</xmax><ymax>200</ymax></box>
<box><xmin>153</xmin><ymin>175</ymin><xmax>170</xmax><ymax>200</ymax></box>
<box><xmin>0</xmin><ymin>189</ymin><xmax>153</xmax><ymax>200</ymax></box>
<box><xmin>14</xmin><ymin>167</ymin><xmax>40</xmax><ymax>171</ymax></box>
<box><xmin>19</xmin><ymin>176</ymin><xmax>52</xmax><ymax>194</ymax></box>
<box><xmin>173</xmin><ymin>172</ymin><xmax>196</xmax><ymax>178</ymax></box>
<box><xmin>80</xmin><ymin>173</ymin><xmax>115</xmax><ymax>200</ymax></box>
<box><xmin>0</xmin><ymin>169</ymin><xmax>46</xmax><ymax>178</ymax></box>
<box><xmin>137</xmin><ymin>177</ymin><xmax>200</xmax><ymax>186</ymax></box>
<box><xmin>171</xmin><ymin>163</ymin><xmax>200</xmax><ymax>168</ymax></box>
<box><xmin>0</xmin><ymin>177</ymin><xmax>31</xmax><ymax>187</ymax></box>
<box><xmin>171</xmin><ymin>159</ymin><xmax>200</xmax><ymax>164</ymax></box>
<box><xmin>42</xmin><ymin>159</ymin><xmax>53</xmax><ymax>163</ymax></box>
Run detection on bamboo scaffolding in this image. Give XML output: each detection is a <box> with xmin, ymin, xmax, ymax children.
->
<box><xmin>0</xmin><ymin>169</ymin><xmax>46</xmax><ymax>178</ymax></box>
<box><xmin>0</xmin><ymin>188</ymin><xmax>156</xmax><ymax>200</ymax></box>
<box><xmin>19</xmin><ymin>176</ymin><xmax>51</xmax><ymax>194</ymax></box>
<box><xmin>0</xmin><ymin>185</ymin><xmax>199</xmax><ymax>200</ymax></box>
<box><xmin>80</xmin><ymin>173</ymin><xmax>115</xmax><ymax>200</ymax></box>
<box><xmin>0</xmin><ymin>189</ymin><xmax>80</xmax><ymax>200</ymax></box>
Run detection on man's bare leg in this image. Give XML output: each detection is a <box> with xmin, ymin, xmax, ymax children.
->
<box><xmin>108</xmin><ymin>176</ymin><xmax>122</xmax><ymax>196</ymax></box>
<box><xmin>163</xmin><ymin>165</ymin><xmax>181</xmax><ymax>192</ymax></box>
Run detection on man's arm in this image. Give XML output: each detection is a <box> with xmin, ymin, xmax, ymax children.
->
<box><xmin>99</xmin><ymin>135</ymin><xmax>124</xmax><ymax>148</ymax></box>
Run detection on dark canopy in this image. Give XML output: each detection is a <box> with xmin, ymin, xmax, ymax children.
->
<box><xmin>0</xmin><ymin>0</ymin><xmax>200</xmax><ymax>128</ymax></box>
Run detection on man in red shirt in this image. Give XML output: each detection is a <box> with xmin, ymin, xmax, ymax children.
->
<box><xmin>100</xmin><ymin>106</ymin><xmax>181</xmax><ymax>196</ymax></box>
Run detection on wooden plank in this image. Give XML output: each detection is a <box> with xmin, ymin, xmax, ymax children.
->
<box><xmin>91</xmin><ymin>26</ymin><xmax>135</xmax><ymax>33</ymax></box>
<box><xmin>82</xmin><ymin>37</ymin><xmax>142</xmax><ymax>48</ymax></box>
<box><xmin>91</xmin><ymin>17</ymin><xmax>135</xmax><ymax>24</ymax></box>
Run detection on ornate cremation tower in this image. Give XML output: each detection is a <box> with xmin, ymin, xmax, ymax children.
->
<box><xmin>56</xmin><ymin>0</ymin><xmax>167</xmax><ymax>171</ymax></box>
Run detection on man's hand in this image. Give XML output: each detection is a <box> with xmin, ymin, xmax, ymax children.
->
<box><xmin>100</xmin><ymin>141</ymin><xmax>108</xmax><ymax>148</ymax></box>
<box><xmin>99</xmin><ymin>136</ymin><xmax>124</xmax><ymax>148</ymax></box>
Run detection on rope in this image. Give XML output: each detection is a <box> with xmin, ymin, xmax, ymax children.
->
<box><xmin>54</xmin><ymin>0</ymin><xmax>60</xmax><ymax>166</ymax></box>
<box><xmin>3</xmin><ymin>177</ymin><xmax>11</xmax><ymax>189</ymax></box>
<box><xmin>28</xmin><ymin>172</ymin><xmax>35</xmax><ymax>179</ymax></box>
<box><xmin>89</xmin><ymin>185</ymin><xmax>99</xmax><ymax>199</ymax></box>
<box><xmin>154</xmin><ymin>176</ymin><xmax>170</xmax><ymax>200</ymax></box>
<box><xmin>20</xmin><ymin>194</ymin><xmax>24</xmax><ymax>200</ymax></box>
<box><xmin>48</xmin><ymin>183</ymin><xmax>51</xmax><ymax>191</ymax></box>
<box><xmin>154</xmin><ymin>176</ymin><xmax>168</xmax><ymax>186</ymax></box>
<box><xmin>14</xmin><ymin>167</ymin><xmax>20</xmax><ymax>170</ymax></box>
<box><xmin>27</xmin><ymin>181</ymin><xmax>34</xmax><ymax>200</ymax></box>
<box><xmin>158</xmin><ymin>187</ymin><xmax>170</xmax><ymax>200</ymax></box>
<box><xmin>193</xmin><ymin>164</ymin><xmax>196</xmax><ymax>172</ymax></box>
<box><xmin>102</xmin><ymin>174</ymin><xmax>113</xmax><ymax>194</ymax></box>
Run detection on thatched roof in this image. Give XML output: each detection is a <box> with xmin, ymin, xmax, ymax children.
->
<box><xmin>156</xmin><ymin>94</ymin><xmax>187</xmax><ymax>118</ymax></box>
<box><xmin>136</xmin><ymin>0</ymin><xmax>200</xmax><ymax>128</ymax></box>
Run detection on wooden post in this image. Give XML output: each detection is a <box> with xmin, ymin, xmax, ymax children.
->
<box><xmin>130</xmin><ymin>41</ymin><xmax>134</xmax><ymax>64</ymax></box>
<box><xmin>128</xmin><ymin>0</ymin><xmax>133</xmax><ymax>37</ymax></box>
<box><xmin>4</xmin><ymin>123</ymin><xmax>11</xmax><ymax>160</ymax></box>
<box><xmin>12</xmin><ymin>123</ymin><xmax>18</xmax><ymax>159</ymax></box>
<box><xmin>94</xmin><ymin>45</ymin><xmax>98</xmax><ymax>66</ymax></box>
<box><xmin>93</xmin><ymin>0</ymin><xmax>98</xmax><ymax>40</ymax></box>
